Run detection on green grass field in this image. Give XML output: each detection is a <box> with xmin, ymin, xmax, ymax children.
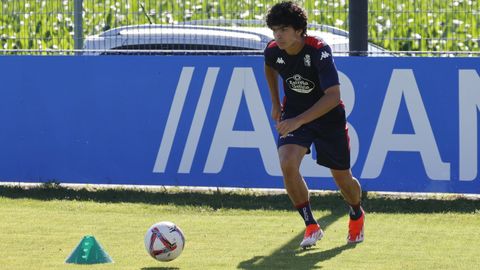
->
<box><xmin>0</xmin><ymin>185</ymin><xmax>479</xmax><ymax>269</ymax></box>
<box><xmin>1</xmin><ymin>0</ymin><xmax>479</xmax><ymax>53</ymax></box>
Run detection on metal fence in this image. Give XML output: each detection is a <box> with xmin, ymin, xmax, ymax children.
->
<box><xmin>1</xmin><ymin>0</ymin><xmax>479</xmax><ymax>56</ymax></box>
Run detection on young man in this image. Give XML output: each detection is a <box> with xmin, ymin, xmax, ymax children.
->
<box><xmin>264</xmin><ymin>1</ymin><xmax>365</xmax><ymax>249</ymax></box>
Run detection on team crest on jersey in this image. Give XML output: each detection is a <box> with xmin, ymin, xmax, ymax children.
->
<box><xmin>286</xmin><ymin>74</ymin><xmax>315</xmax><ymax>94</ymax></box>
<box><xmin>304</xmin><ymin>54</ymin><xmax>311</xmax><ymax>67</ymax></box>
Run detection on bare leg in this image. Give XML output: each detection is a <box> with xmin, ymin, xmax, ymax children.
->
<box><xmin>278</xmin><ymin>144</ymin><xmax>309</xmax><ymax>205</ymax></box>
<box><xmin>332</xmin><ymin>169</ymin><xmax>365</xmax><ymax>243</ymax></box>
<box><xmin>330</xmin><ymin>169</ymin><xmax>361</xmax><ymax>205</ymax></box>
<box><xmin>278</xmin><ymin>145</ymin><xmax>324</xmax><ymax>247</ymax></box>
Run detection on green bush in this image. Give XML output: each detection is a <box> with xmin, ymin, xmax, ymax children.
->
<box><xmin>0</xmin><ymin>0</ymin><xmax>478</xmax><ymax>53</ymax></box>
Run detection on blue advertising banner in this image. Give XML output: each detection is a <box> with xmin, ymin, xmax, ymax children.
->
<box><xmin>0</xmin><ymin>56</ymin><xmax>479</xmax><ymax>194</ymax></box>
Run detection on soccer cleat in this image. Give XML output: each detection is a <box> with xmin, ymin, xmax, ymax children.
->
<box><xmin>300</xmin><ymin>223</ymin><xmax>324</xmax><ymax>249</ymax></box>
<box><xmin>347</xmin><ymin>209</ymin><xmax>365</xmax><ymax>244</ymax></box>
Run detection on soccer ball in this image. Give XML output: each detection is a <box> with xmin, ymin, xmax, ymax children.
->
<box><xmin>144</xmin><ymin>221</ymin><xmax>185</xmax><ymax>262</ymax></box>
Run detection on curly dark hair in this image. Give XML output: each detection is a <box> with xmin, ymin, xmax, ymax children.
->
<box><xmin>266</xmin><ymin>1</ymin><xmax>308</xmax><ymax>36</ymax></box>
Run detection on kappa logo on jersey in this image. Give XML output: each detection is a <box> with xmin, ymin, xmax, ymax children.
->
<box><xmin>320</xmin><ymin>51</ymin><xmax>330</xmax><ymax>60</ymax></box>
<box><xmin>304</xmin><ymin>54</ymin><xmax>311</xmax><ymax>67</ymax></box>
<box><xmin>276</xmin><ymin>57</ymin><xmax>285</xmax><ymax>64</ymax></box>
<box><xmin>280</xmin><ymin>133</ymin><xmax>294</xmax><ymax>139</ymax></box>
<box><xmin>286</xmin><ymin>74</ymin><xmax>316</xmax><ymax>94</ymax></box>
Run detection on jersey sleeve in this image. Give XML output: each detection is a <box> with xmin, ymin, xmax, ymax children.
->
<box><xmin>264</xmin><ymin>40</ymin><xmax>276</xmax><ymax>67</ymax></box>
<box><xmin>315</xmin><ymin>45</ymin><xmax>340</xmax><ymax>91</ymax></box>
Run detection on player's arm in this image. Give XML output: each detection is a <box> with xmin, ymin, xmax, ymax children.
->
<box><xmin>294</xmin><ymin>84</ymin><xmax>340</xmax><ymax>124</ymax></box>
<box><xmin>294</xmin><ymin>47</ymin><xmax>341</xmax><ymax>124</ymax></box>
<box><xmin>276</xmin><ymin>85</ymin><xmax>340</xmax><ymax>136</ymax></box>
<box><xmin>276</xmin><ymin>45</ymin><xmax>340</xmax><ymax>136</ymax></box>
<box><xmin>264</xmin><ymin>63</ymin><xmax>281</xmax><ymax>123</ymax></box>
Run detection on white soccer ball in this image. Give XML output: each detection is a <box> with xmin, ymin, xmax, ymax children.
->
<box><xmin>144</xmin><ymin>221</ymin><xmax>185</xmax><ymax>262</ymax></box>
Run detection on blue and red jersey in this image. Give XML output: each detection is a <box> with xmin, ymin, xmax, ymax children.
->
<box><xmin>264</xmin><ymin>36</ymin><xmax>344</xmax><ymax>123</ymax></box>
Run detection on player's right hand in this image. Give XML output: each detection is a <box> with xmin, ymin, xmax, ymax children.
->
<box><xmin>271</xmin><ymin>104</ymin><xmax>281</xmax><ymax>123</ymax></box>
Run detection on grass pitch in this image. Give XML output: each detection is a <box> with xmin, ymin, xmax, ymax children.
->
<box><xmin>0</xmin><ymin>184</ymin><xmax>479</xmax><ymax>270</ymax></box>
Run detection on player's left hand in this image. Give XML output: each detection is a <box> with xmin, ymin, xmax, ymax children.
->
<box><xmin>276</xmin><ymin>117</ymin><xmax>302</xmax><ymax>138</ymax></box>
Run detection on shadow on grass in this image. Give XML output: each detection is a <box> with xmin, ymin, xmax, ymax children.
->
<box><xmin>238</xmin><ymin>207</ymin><xmax>356</xmax><ymax>270</ymax></box>
<box><xmin>2</xmin><ymin>184</ymin><xmax>478</xmax><ymax>269</ymax></box>
<box><xmin>141</xmin><ymin>267</ymin><xmax>179</xmax><ymax>270</ymax></box>
<box><xmin>0</xmin><ymin>184</ymin><xmax>479</xmax><ymax>214</ymax></box>
<box><xmin>238</xmin><ymin>244</ymin><xmax>356</xmax><ymax>270</ymax></box>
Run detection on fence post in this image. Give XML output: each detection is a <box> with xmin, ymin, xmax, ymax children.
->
<box><xmin>74</xmin><ymin>0</ymin><xmax>83</xmax><ymax>55</ymax></box>
<box><xmin>349</xmin><ymin>0</ymin><xmax>368</xmax><ymax>56</ymax></box>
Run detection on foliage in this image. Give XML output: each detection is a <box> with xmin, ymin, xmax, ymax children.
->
<box><xmin>0</xmin><ymin>0</ymin><xmax>479</xmax><ymax>53</ymax></box>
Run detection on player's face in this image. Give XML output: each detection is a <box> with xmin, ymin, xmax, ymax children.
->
<box><xmin>271</xmin><ymin>25</ymin><xmax>303</xmax><ymax>51</ymax></box>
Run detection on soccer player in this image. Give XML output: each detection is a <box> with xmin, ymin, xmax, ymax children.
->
<box><xmin>264</xmin><ymin>1</ymin><xmax>365</xmax><ymax>248</ymax></box>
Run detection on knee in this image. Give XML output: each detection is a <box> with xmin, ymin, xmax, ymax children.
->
<box><xmin>331</xmin><ymin>170</ymin><xmax>354</xmax><ymax>188</ymax></box>
<box><xmin>280</xmin><ymin>157</ymin><xmax>300</xmax><ymax>177</ymax></box>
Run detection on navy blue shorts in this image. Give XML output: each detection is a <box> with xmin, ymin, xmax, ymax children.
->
<box><xmin>278</xmin><ymin>117</ymin><xmax>351</xmax><ymax>170</ymax></box>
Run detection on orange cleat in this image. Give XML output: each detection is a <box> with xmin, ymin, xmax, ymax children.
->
<box><xmin>300</xmin><ymin>223</ymin><xmax>324</xmax><ymax>249</ymax></box>
<box><xmin>347</xmin><ymin>208</ymin><xmax>365</xmax><ymax>244</ymax></box>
